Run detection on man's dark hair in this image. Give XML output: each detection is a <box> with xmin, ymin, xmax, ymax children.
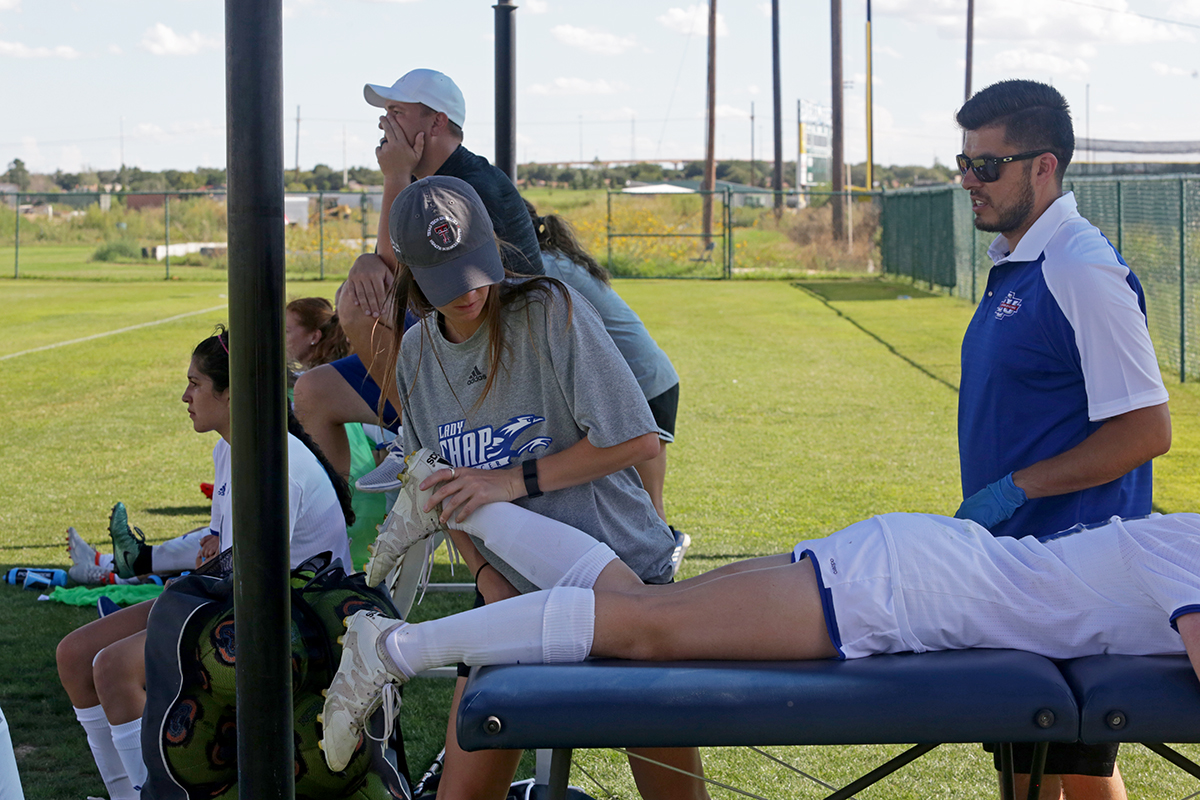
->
<box><xmin>956</xmin><ymin>80</ymin><xmax>1074</xmax><ymax>183</ymax></box>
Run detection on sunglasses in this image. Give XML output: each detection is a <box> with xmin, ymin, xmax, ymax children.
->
<box><xmin>955</xmin><ymin>150</ymin><xmax>1051</xmax><ymax>183</ymax></box>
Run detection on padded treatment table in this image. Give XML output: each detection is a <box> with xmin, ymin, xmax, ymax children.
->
<box><xmin>457</xmin><ymin>649</ymin><xmax>1080</xmax><ymax>800</ymax></box>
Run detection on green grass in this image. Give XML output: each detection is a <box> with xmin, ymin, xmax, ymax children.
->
<box><xmin>4</xmin><ymin>278</ymin><xmax>1200</xmax><ymax>798</ymax></box>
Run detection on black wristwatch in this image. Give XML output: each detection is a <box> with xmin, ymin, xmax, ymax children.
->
<box><xmin>522</xmin><ymin>459</ymin><xmax>543</xmax><ymax>499</ymax></box>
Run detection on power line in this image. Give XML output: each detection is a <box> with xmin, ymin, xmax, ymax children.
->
<box><xmin>1054</xmin><ymin>0</ymin><xmax>1200</xmax><ymax>30</ymax></box>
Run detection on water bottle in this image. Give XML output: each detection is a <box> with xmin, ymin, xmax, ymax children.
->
<box><xmin>5</xmin><ymin>568</ymin><xmax>68</xmax><ymax>589</ymax></box>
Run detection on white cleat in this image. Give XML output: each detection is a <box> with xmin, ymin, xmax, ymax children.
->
<box><xmin>319</xmin><ymin>610</ymin><xmax>407</xmax><ymax>772</ymax></box>
<box><xmin>67</xmin><ymin>526</ymin><xmax>98</xmax><ymax>568</ymax></box>
<box><xmin>363</xmin><ymin>448</ymin><xmax>451</xmax><ymax>588</ymax></box>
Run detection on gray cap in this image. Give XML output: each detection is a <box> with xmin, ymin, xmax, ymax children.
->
<box><xmin>390</xmin><ymin>176</ymin><xmax>503</xmax><ymax>307</ymax></box>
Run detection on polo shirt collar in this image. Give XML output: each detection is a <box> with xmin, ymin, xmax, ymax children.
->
<box><xmin>987</xmin><ymin>191</ymin><xmax>1077</xmax><ymax>266</ymax></box>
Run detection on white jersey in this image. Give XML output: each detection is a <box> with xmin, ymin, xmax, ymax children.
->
<box><xmin>797</xmin><ymin>512</ymin><xmax>1200</xmax><ymax>660</ymax></box>
<box><xmin>212</xmin><ymin>436</ymin><xmax>352</xmax><ymax>569</ymax></box>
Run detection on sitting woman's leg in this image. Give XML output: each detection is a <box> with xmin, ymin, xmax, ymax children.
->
<box><xmin>93</xmin><ymin>631</ymin><xmax>149</xmax><ymax>793</ymax></box>
<box><xmin>56</xmin><ymin>600</ymin><xmax>154</xmax><ymax>800</ymax></box>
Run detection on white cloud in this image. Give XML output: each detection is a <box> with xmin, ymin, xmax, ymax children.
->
<box><xmin>0</xmin><ymin>40</ymin><xmax>80</xmax><ymax>58</ymax></box>
<box><xmin>528</xmin><ymin>77</ymin><xmax>623</xmax><ymax>95</ymax></box>
<box><xmin>356</xmin><ymin>0</ymin><xmax>420</xmax><ymax>3</ymax></box>
<box><xmin>525</xmin><ymin>0</ymin><xmax>548</xmax><ymax>12</ymax></box>
<box><xmin>1096</xmin><ymin>103</ymin><xmax>1116</xmax><ymax>112</ymax></box>
<box><xmin>989</xmin><ymin>48</ymin><xmax>1090</xmax><ymax>81</ymax></box>
<box><xmin>0</xmin><ymin>0</ymin><xmax>19</xmax><ymax>10</ymax></box>
<box><xmin>715</xmin><ymin>104</ymin><xmax>749</xmax><ymax>119</ymax></box>
<box><xmin>876</xmin><ymin>44</ymin><xmax>902</xmax><ymax>58</ymax></box>
<box><xmin>139</xmin><ymin>23</ymin><xmax>220</xmax><ymax>55</ymax></box>
<box><xmin>551</xmin><ymin>24</ymin><xmax>636</xmax><ymax>55</ymax></box>
<box><xmin>1151</xmin><ymin>60</ymin><xmax>1197</xmax><ymax>76</ymax></box>
<box><xmin>107</xmin><ymin>43</ymin><xmax>122</xmax><ymax>55</ymax></box>
<box><xmin>758</xmin><ymin>2</ymin><xmax>770</xmax><ymax>17</ymax></box>
<box><xmin>1167</xmin><ymin>0</ymin><xmax>1200</xmax><ymax>18</ymax></box>
<box><xmin>657</xmin><ymin>5</ymin><xmax>729</xmax><ymax>37</ymax></box>
<box><xmin>748</xmin><ymin>83</ymin><xmax>760</xmax><ymax>95</ymax></box>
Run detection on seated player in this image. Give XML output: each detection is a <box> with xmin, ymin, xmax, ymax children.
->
<box><xmin>318</xmin><ymin>452</ymin><xmax>1200</xmax><ymax>771</ymax></box>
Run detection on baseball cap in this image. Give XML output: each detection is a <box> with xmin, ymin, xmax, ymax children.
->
<box><xmin>364</xmin><ymin>69</ymin><xmax>466</xmax><ymax>129</ymax></box>
<box><xmin>390</xmin><ymin>176</ymin><xmax>503</xmax><ymax>308</ymax></box>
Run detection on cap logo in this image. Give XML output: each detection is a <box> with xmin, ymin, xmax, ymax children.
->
<box><xmin>427</xmin><ymin>215</ymin><xmax>462</xmax><ymax>251</ymax></box>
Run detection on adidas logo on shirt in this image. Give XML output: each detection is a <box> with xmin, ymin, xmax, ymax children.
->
<box><xmin>466</xmin><ymin>366</ymin><xmax>487</xmax><ymax>386</ymax></box>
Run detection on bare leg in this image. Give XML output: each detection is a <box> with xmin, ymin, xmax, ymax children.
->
<box><xmin>93</xmin><ymin>631</ymin><xmax>147</xmax><ymax>725</ymax></box>
<box><xmin>633</xmin><ymin>441</ymin><xmax>668</xmax><ymax>523</ymax></box>
<box><xmin>629</xmin><ymin>747</ymin><xmax>710</xmax><ymax>800</ymax></box>
<box><xmin>57</xmin><ymin>600</ymin><xmax>155</xmax><ymax>709</ymax></box>
<box><xmin>1008</xmin><ymin>767</ymin><xmax>1126</xmax><ymax>800</ymax></box>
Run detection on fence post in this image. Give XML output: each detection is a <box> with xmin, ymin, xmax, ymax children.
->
<box><xmin>318</xmin><ymin>190</ymin><xmax>325</xmax><ymax>280</ymax></box>
<box><xmin>360</xmin><ymin>191</ymin><xmax>368</xmax><ymax>254</ymax></box>
<box><xmin>725</xmin><ymin>187</ymin><xmax>733</xmax><ymax>278</ymax></box>
<box><xmin>1116</xmin><ymin>180</ymin><xmax>1123</xmax><ymax>255</ymax></box>
<box><xmin>1181</xmin><ymin>177</ymin><xmax>1188</xmax><ymax>382</ymax></box>
<box><xmin>164</xmin><ymin>193</ymin><xmax>171</xmax><ymax>280</ymax></box>
<box><xmin>13</xmin><ymin>193</ymin><xmax>19</xmax><ymax>279</ymax></box>
<box><xmin>606</xmin><ymin>191</ymin><xmax>612</xmax><ymax>271</ymax></box>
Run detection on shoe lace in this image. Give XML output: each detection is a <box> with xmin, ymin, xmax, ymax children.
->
<box><xmin>365</xmin><ymin>682</ymin><xmax>401</xmax><ymax>745</ymax></box>
<box><xmin>411</xmin><ymin>533</ymin><xmax>461</xmax><ymax>606</ymax></box>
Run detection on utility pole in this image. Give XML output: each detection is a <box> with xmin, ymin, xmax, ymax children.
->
<box><xmin>831</xmin><ymin>0</ymin><xmax>845</xmax><ymax>240</ymax></box>
<box><xmin>772</xmin><ymin>0</ymin><xmax>783</xmax><ymax>217</ymax></box>
<box><xmin>294</xmin><ymin>105</ymin><xmax>301</xmax><ymax>181</ymax></box>
<box><xmin>750</xmin><ymin>101</ymin><xmax>755</xmax><ymax>187</ymax></box>
<box><xmin>494</xmin><ymin>0</ymin><xmax>517</xmax><ymax>181</ymax></box>
<box><xmin>702</xmin><ymin>0</ymin><xmax>718</xmax><ymax>246</ymax></box>
<box><xmin>964</xmin><ymin>0</ymin><xmax>974</xmax><ymax>102</ymax></box>
<box><xmin>865</xmin><ymin>0</ymin><xmax>874</xmax><ymax>192</ymax></box>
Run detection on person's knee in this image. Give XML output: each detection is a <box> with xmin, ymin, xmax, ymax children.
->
<box><xmin>56</xmin><ymin>630</ymin><xmax>96</xmax><ymax>694</ymax></box>
<box><xmin>91</xmin><ymin>645</ymin><xmax>126</xmax><ymax>703</ymax></box>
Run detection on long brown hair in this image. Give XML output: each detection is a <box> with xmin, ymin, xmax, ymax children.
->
<box><xmin>390</xmin><ymin>241</ymin><xmax>572</xmax><ymax>410</ymax></box>
<box><xmin>524</xmin><ymin>199</ymin><xmax>610</xmax><ymax>285</ymax></box>
<box><xmin>286</xmin><ymin>297</ymin><xmax>351</xmax><ymax>368</ymax></box>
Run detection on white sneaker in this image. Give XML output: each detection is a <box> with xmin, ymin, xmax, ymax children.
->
<box><xmin>355</xmin><ymin>439</ymin><xmax>407</xmax><ymax>493</ymax></box>
<box><xmin>364</xmin><ymin>448</ymin><xmax>450</xmax><ymax>588</ymax></box>
<box><xmin>319</xmin><ymin>610</ymin><xmax>407</xmax><ymax>772</ymax></box>
<box><xmin>669</xmin><ymin>527</ymin><xmax>691</xmax><ymax>579</ymax></box>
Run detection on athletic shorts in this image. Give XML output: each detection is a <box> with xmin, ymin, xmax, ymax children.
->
<box><xmin>983</xmin><ymin>742</ymin><xmax>1119</xmax><ymax>777</ymax></box>
<box><xmin>646</xmin><ymin>383</ymin><xmax>679</xmax><ymax>442</ymax></box>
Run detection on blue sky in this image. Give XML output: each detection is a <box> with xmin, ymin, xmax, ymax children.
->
<box><xmin>2</xmin><ymin>0</ymin><xmax>1198</xmax><ymax>175</ymax></box>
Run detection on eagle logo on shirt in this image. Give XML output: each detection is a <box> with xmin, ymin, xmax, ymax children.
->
<box><xmin>437</xmin><ymin>415</ymin><xmax>552</xmax><ymax>469</ymax></box>
<box><xmin>994</xmin><ymin>291</ymin><xmax>1023</xmax><ymax>320</ymax></box>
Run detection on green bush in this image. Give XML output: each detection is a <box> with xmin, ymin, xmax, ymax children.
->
<box><xmin>91</xmin><ymin>239</ymin><xmax>142</xmax><ymax>262</ymax></box>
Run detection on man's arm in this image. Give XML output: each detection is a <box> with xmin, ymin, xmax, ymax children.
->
<box><xmin>1013</xmin><ymin>402</ymin><xmax>1171</xmax><ymax>498</ymax></box>
<box><xmin>374</xmin><ymin>115</ymin><xmax>424</xmax><ymax>273</ymax></box>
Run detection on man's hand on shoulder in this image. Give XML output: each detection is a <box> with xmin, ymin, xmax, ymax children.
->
<box><xmin>345</xmin><ymin>253</ymin><xmax>395</xmax><ymax>319</ymax></box>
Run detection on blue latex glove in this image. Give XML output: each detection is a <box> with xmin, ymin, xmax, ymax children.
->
<box><xmin>954</xmin><ymin>472</ymin><xmax>1027</xmax><ymax>530</ymax></box>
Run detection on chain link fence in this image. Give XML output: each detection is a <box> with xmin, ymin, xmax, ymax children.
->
<box><xmin>880</xmin><ymin>176</ymin><xmax>1200</xmax><ymax>381</ymax></box>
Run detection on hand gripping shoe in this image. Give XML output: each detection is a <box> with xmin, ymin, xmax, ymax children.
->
<box><xmin>363</xmin><ymin>448</ymin><xmax>451</xmax><ymax>588</ymax></box>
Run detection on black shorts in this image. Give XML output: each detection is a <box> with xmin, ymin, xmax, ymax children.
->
<box><xmin>983</xmin><ymin>742</ymin><xmax>1119</xmax><ymax>777</ymax></box>
<box><xmin>646</xmin><ymin>383</ymin><xmax>679</xmax><ymax>442</ymax></box>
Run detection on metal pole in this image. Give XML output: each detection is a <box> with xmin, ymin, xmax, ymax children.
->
<box><xmin>831</xmin><ymin>0</ymin><xmax>845</xmax><ymax>240</ymax></box>
<box><xmin>13</xmin><ymin>194</ymin><xmax>19</xmax><ymax>279</ymax></box>
<box><xmin>361</xmin><ymin>192</ymin><xmax>369</xmax><ymax>254</ymax></box>
<box><xmin>865</xmin><ymin>0</ymin><xmax>874</xmax><ymax>192</ymax></box>
<box><xmin>771</xmin><ymin>0</ymin><xmax>783</xmax><ymax>217</ymax></box>
<box><xmin>702</xmin><ymin>0</ymin><xmax>717</xmax><ymax>246</ymax></box>
<box><xmin>750</xmin><ymin>101</ymin><xmax>755</xmax><ymax>187</ymax></box>
<box><xmin>1116</xmin><ymin>180</ymin><xmax>1123</xmax><ymax>254</ymax></box>
<box><xmin>606</xmin><ymin>190</ymin><xmax>613</xmax><ymax>270</ymax></box>
<box><xmin>225</xmin><ymin>0</ymin><xmax>293</xmax><ymax>797</ymax></box>
<box><xmin>494</xmin><ymin>0</ymin><xmax>517</xmax><ymax>182</ymax></box>
<box><xmin>1182</xmin><ymin>177</ymin><xmax>1188</xmax><ymax>382</ymax></box>
<box><xmin>964</xmin><ymin>0</ymin><xmax>974</xmax><ymax>102</ymax></box>
<box><xmin>318</xmin><ymin>190</ymin><xmax>325</xmax><ymax>280</ymax></box>
<box><xmin>164</xmin><ymin>193</ymin><xmax>171</xmax><ymax>280</ymax></box>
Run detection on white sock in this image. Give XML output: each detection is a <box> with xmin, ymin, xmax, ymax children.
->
<box><xmin>0</xmin><ymin>704</ymin><xmax>25</xmax><ymax>800</ymax></box>
<box><xmin>454</xmin><ymin>503</ymin><xmax>616</xmax><ymax>589</ymax></box>
<box><xmin>384</xmin><ymin>586</ymin><xmax>595</xmax><ymax>675</ymax></box>
<box><xmin>97</xmin><ymin>553</ymin><xmax>114</xmax><ymax>571</ymax></box>
<box><xmin>109</xmin><ymin>718</ymin><xmax>146</xmax><ymax>795</ymax></box>
<box><xmin>73</xmin><ymin>705</ymin><xmax>135</xmax><ymax>800</ymax></box>
<box><xmin>151</xmin><ymin>530</ymin><xmax>205</xmax><ymax>573</ymax></box>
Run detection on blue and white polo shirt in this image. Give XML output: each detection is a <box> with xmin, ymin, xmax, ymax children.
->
<box><xmin>958</xmin><ymin>192</ymin><xmax>1168</xmax><ymax>538</ymax></box>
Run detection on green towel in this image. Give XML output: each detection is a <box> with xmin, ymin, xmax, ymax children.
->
<box><xmin>49</xmin><ymin>584</ymin><xmax>164</xmax><ymax>607</ymax></box>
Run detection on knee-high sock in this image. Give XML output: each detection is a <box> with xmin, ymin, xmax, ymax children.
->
<box><xmin>151</xmin><ymin>529</ymin><xmax>206</xmax><ymax>573</ymax></box>
<box><xmin>109</xmin><ymin>718</ymin><xmax>146</xmax><ymax>795</ymax></box>
<box><xmin>384</xmin><ymin>586</ymin><xmax>595</xmax><ymax>677</ymax></box>
<box><xmin>73</xmin><ymin>705</ymin><xmax>135</xmax><ymax>800</ymax></box>
<box><xmin>454</xmin><ymin>503</ymin><xmax>617</xmax><ymax>590</ymax></box>
<box><xmin>0</xmin><ymin>704</ymin><xmax>25</xmax><ymax>800</ymax></box>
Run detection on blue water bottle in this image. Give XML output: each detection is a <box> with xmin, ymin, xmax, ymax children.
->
<box><xmin>5</xmin><ymin>568</ymin><xmax>68</xmax><ymax>589</ymax></box>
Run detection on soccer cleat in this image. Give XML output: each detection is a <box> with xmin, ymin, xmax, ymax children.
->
<box><xmin>363</xmin><ymin>448</ymin><xmax>450</xmax><ymax>588</ymax></box>
<box><xmin>669</xmin><ymin>526</ymin><xmax>691</xmax><ymax>579</ymax></box>
<box><xmin>355</xmin><ymin>439</ymin><xmax>407</xmax><ymax>493</ymax></box>
<box><xmin>109</xmin><ymin>502</ymin><xmax>149</xmax><ymax>580</ymax></box>
<box><xmin>66</xmin><ymin>526</ymin><xmax>98</xmax><ymax>568</ymax></box>
<box><xmin>320</xmin><ymin>610</ymin><xmax>407</xmax><ymax>772</ymax></box>
<box><xmin>69</xmin><ymin>561</ymin><xmax>116</xmax><ymax>586</ymax></box>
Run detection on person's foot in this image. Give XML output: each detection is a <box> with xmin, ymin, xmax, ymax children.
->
<box><xmin>669</xmin><ymin>526</ymin><xmax>691</xmax><ymax>579</ymax></box>
<box><xmin>355</xmin><ymin>439</ymin><xmax>407</xmax><ymax>493</ymax></box>
<box><xmin>66</xmin><ymin>526</ymin><xmax>98</xmax><ymax>568</ymax></box>
<box><xmin>319</xmin><ymin>610</ymin><xmax>408</xmax><ymax>772</ymax></box>
<box><xmin>109</xmin><ymin>502</ymin><xmax>149</xmax><ymax>579</ymax></box>
<box><xmin>363</xmin><ymin>448</ymin><xmax>450</xmax><ymax>588</ymax></box>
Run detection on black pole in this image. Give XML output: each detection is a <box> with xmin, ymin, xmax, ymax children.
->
<box><xmin>225</xmin><ymin>1</ymin><xmax>293</xmax><ymax>798</ymax></box>
<box><xmin>964</xmin><ymin>0</ymin><xmax>974</xmax><ymax>103</ymax></box>
<box><xmin>494</xmin><ymin>0</ymin><xmax>517</xmax><ymax>182</ymax></box>
<box><xmin>771</xmin><ymin>0</ymin><xmax>783</xmax><ymax>216</ymax></box>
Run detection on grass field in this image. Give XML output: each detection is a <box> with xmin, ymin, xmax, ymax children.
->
<box><xmin>4</xmin><ymin>277</ymin><xmax>1200</xmax><ymax>798</ymax></box>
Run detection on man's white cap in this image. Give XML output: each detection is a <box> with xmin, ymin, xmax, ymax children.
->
<box><xmin>364</xmin><ymin>69</ymin><xmax>466</xmax><ymax>129</ymax></box>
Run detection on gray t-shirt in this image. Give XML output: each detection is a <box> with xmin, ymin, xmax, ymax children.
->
<box><xmin>541</xmin><ymin>250</ymin><xmax>679</xmax><ymax>403</ymax></box>
<box><xmin>398</xmin><ymin>281</ymin><xmax>674</xmax><ymax>589</ymax></box>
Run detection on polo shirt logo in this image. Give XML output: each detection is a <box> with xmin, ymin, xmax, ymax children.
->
<box><xmin>994</xmin><ymin>291</ymin><xmax>1023</xmax><ymax>320</ymax></box>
